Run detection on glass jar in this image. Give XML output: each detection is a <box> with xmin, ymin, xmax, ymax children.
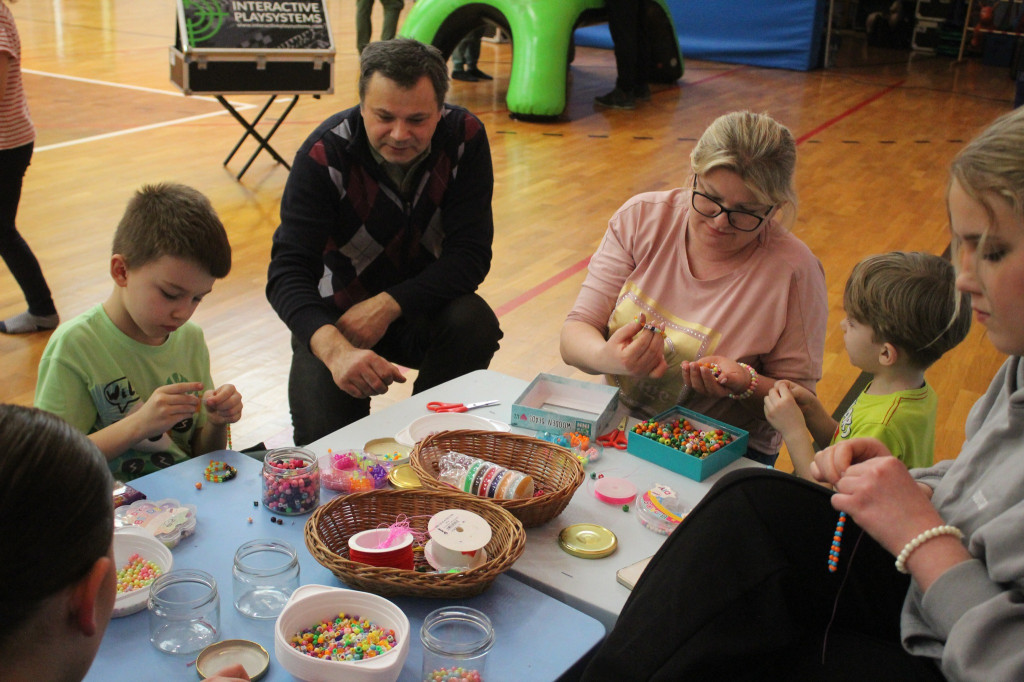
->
<box><xmin>420</xmin><ymin>606</ymin><xmax>494</xmax><ymax>682</ymax></box>
<box><xmin>232</xmin><ymin>538</ymin><xmax>300</xmax><ymax>619</ymax></box>
<box><xmin>147</xmin><ymin>569</ymin><xmax>220</xmax><ymax>655</ymax></box>
<box><xmin>262</xmin><ymin>447</ymin><xmax>320</xmax><ymax>515</ymax></box>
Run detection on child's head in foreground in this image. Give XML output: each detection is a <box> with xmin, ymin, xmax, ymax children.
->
<box><xmin>109</xmin><ymin>183</ymin><xmax>231</xmax><ymax>344</ymax></box>
<box><xmin>0</xmin><ymin>404</ymin><xmax>114</xmax><ymax>681</ymax></box>
<box><xmin>842</xmin><ymin>251</ymin><xmax>972</xmax><ymax>372</ymax></box>
<box><xmin>947</xmin><ymin>107</ymin><xmax>1024</xmax><ymax>358</ymax></box>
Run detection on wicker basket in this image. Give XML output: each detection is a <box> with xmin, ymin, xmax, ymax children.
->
<box><xmin>410</xmin><ymin>430</ymin><xmax>585</xmax><ymax>528</ymax></box>
<box><xmin>305</xmin><ymin>488</ymin><xmax>525</xmax><ymax>599</ymax></box>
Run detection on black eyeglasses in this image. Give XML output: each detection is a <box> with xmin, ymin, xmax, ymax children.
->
<box><xmin>690</xmin><ymin>179</ymin><xmax>773</xmax><ymax>232</ymax></box>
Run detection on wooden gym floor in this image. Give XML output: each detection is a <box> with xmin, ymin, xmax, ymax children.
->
<box><xmin>1</xmin><ymin>1</ymin><xmax>1014</xmax><ymax>470</ymax></box>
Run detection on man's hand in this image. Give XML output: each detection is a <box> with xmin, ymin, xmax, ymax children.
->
<box><xmin>311</xmin><ymin>325</ymin><xmax>405</xmax><ymax>399</ymax></box>
<box><xmin>336</xmin><ymin>293</ymin><xmax>402</xmax><ymax>349</ymax></box>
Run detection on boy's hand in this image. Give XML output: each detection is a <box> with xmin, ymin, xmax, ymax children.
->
<box><xmin>764</xmin><ymin>381</ymin><xmax>807</xmax><ymax>438</ymax></box>
<box><xmin>133</xmin><ymin>382</ymin><xmax>203</xmax><ymax>439</ymax></box>
<box><xmin>203</xmin><ymin>384</ymin><xmax>243</xmax><ymax>425</ymax></box>
<box><xmin>774</xmin><ymin>379</ymin><xmax>817</xmax><ymax>413</ymax></box>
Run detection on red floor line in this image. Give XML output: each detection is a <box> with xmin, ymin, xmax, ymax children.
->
<box><xmin>795</xmin><ymin>80</ymin><xmax>905</xmax><ymax>144</ymax></box>
<box><xmin>493</xmin><ymin>79</ymin><xmax>903</xmax><ymax>318</ymax></box>
<box><xmin>689</xmin><ymin>66</ymin><xmax>746</xmax><ymax>85</ymax></box>
<box><xmin>494</xmin><ymin>256</ymin><xmax>591</xmax><ymax>318</ymax></box>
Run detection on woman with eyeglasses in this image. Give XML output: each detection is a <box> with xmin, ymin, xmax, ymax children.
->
<box><xmin>560</xmin><ymin>110</ymin><xmax>827</xmax><ymax>466</ymax></box>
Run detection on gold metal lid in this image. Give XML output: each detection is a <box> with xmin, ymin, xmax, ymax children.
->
<box><xmin>364</xmin><ymin>437</ymin><xmax>412</xmax><ymax>465</ymax></box>
<box><xmin>196</xmin><ymin>639</ymin><xmax>269</xmax><ymax>680</ymax></box>
<box><xmin>389</xmin><ymin>463</ymin><xmax>422</xmax><ymax>489</ymax></box>
<box><xmin>558</xmin><ymin>523</ymin><xmax>618</xmax><ymax>559</ymax></box>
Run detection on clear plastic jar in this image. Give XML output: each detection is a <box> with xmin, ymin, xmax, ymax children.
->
<box><xmin>147</xmin><ymin>569</ymin><xmax>220</xmax><ymax>655</ymax></box>
<box><xmin>420</xmin><ymin>606</ymin><xmax>494</xmax><ymax>682</ymax></box>
<box><xmin>262</xmin><ymin>447</ymin><xmax>320</xmax><ymax>515</ymax></box>
<box><xmin>232</xmin><ymin>538</ymin><xmax>300</xmax><ymax>619</ymax></box>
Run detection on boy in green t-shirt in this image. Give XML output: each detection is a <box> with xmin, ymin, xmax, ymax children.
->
<box><xmin>765</xmin><ymin>251</ymin><xmax>971</xmax><ymax>480</ymax></box>
<box><xmin>35</xmin><ymin>183</ymin><xmax>242</xmax><ymax>480</ymax></box>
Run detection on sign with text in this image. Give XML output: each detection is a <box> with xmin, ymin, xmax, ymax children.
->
<box><xmin>178</xmin><ymin>0</ymin><xmax>332</xmax><ymax>52</ymax></box>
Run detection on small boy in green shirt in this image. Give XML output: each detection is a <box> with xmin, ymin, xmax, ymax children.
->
<box><xmin>35</xmin><ymin>183</ymin><xmax>243</xmax><ymax>480</ymax></box>
<box><xmin>765</xmin><ymin>251</ymin><xmax>971</xmax><ymax>480</ymax></box>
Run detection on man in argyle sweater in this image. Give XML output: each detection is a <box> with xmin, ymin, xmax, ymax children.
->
<box><xmin>267</xmin><ymin>39</ymin><xmax>501</xmax><ymax>445</ymax></box>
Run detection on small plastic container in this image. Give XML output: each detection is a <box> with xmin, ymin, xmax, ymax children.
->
<box><xmin>635</xmin><ymin>485</ymin><xmax>687</xmax><ymax>536</ymax></box>
<box><xmin>232</xmin><ymin>538</ymin><xmax>300</xmax><ymax>619</ymax></box>
<box><xmin>420</xmin><ymin>606</ymin><xmax>494</xmax><ymax>682</ymax></box>
<box><xmin>319</xmin><ymin>450</ymin><xmax>391</xmax><ymax>493</ymax></box>
<box><xmin>147</xmin><ymin>569</ymin><xmax>220</xmax><ymax>655</ymax></box>
<box><xmin>262</xmin><ymin>447</ymin><xmax>320</xmax><ymax>515</ymax></box>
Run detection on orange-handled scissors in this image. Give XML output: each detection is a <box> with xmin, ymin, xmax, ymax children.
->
<box><xmin>426</xmin><ymin>400</ymin><xmax>499</xmax><ymax>413</ymax></box>
<box><xmin>597</xmin><ymin>417</ymin><xmax>629</xmax><ymax>450</ymax></box>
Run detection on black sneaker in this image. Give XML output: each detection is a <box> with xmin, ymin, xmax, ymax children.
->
<box><xmin>452</xmin><ymin>69</ymin><xmax>478</xmax><ymax>82</ymax></box>
<box><xmin>466</xmin><ymin>67</ymin><xmax>493</xmax><ymax>80</ymax></box>
<box><xmin>634</xmin><ymin>84</ymin><xmax>652</xmax><ymax>101</ymax></box>
<box><xmin>595</xmin><ymin>87</ymin><xmax>636</xmax><ymax>110</ymax></box>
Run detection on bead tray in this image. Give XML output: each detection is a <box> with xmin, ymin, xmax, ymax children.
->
<box><xmin>626</xmin><ymin>407</ymin><xmax>748</xmax><ymax>481</ymax></box>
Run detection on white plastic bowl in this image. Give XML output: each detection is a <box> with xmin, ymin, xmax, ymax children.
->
<box><xmin>112</xmin><ymin>527</ymin><xmax>174</xmax><ymax>618</ymax></box>
<box><xmin>395</xmin><ymin>413</ymin><xmax>510</xmax><ymax>448</ymax></box>
<box><xmin>275</xmin><ymin>584</ymin><xmax>410</xmax><ymax>682</ymax></box>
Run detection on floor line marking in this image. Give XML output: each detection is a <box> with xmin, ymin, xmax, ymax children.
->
<box><xmin>34</xmin><ymin>109</ymin><xmax>251</xmax><ymax>152</ymax></box>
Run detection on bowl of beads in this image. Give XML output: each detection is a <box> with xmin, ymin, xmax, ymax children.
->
<box><xmin>274</xmin><ymin>583</ymin><xmax>410</xmax><ymax>682</ymax></box>
<box><xmin>113</xmin><ymin>498</ymin><xmax>197</xmax><ymax>548</ymax></box>
<box><xmin>319</xmin><ymin>450</ymin><xmax>392</xmax><ymax>494</ymax></box>
<box><xmin>627</xmin><ymin>407</ymin><xmax>749</xmax><ymax>482</ymax></box>
<box><xmin>363</xmin><ymin>438</ymin><xmax>412</xmax><ymax>467</ymax></box>
<box><xmin>112</xmin><ymin>527</ymin><xmax>173</xmax><ymax>618</ymax></box>
<box><xmin>635</xmin><ymin>484</ymin><xmax>689</xmax><ymax>535</ymax></box>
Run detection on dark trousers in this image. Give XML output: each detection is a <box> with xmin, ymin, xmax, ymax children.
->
<box><xmin>0</xmin><ymin>142</ymin><xmax>55</xmax><ymax>316</ymax></box>
<box><xmin>288</xmin><ymin>293</ymin><xmax>502</xmax><ymax>446</ymax></box>
<box><xmin>605</xmin><ymin>0</ymin><xmax>651</xmax><ymax>93</ymax></box>
<box><xmin>581</xmin><ymin>469</ymin><xmax>945</xmax><ymax>682</ymax></box>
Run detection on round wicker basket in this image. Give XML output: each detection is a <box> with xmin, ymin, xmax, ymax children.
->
<box><xmin>410</xmin><ymin>430</ymin><xmax>585</xmax><ymax>528</ymax></box>
<box><xmin>304</xmin><ymin>488</ymin><xmax>525</xmax><ymax>599</ymax></box>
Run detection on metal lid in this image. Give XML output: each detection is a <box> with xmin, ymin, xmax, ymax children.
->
<box><xmin>558</xmin><ymin>523</ymin><xmax>618</xmax><ymax>559</ymax></box>
<box><xmin>196</xmin><ymin>639</ymin><xmax>269</xmax><ymax>681</ymax></box>
<box><xmin>389</xmin><ymin>463</ymin><xmax>422</xmax><ymax>489</ymax></box>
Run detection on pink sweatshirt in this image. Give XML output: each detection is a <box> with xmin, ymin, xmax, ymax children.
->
<box><xmin>567</xmin><ymin>188</ymin><xmax>828</xmax><ymax>454</ymax></box>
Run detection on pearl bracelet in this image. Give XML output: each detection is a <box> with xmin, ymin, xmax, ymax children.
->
<box><xmin>728</xmin><ymin>363</ymin><xmax>759</xmax><ymax>400</ymax></box>
<box><xmin>894</xmin><ymin>525</ymin><xmax>964</xmax><ymax>574</ymax></box>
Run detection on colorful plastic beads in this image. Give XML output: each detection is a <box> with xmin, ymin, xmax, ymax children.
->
<box><xmin>262</xmin><ymin>456</ymin><xmax>320</xmax><ymax>514</ymax></box>
<box><xmin>289</xmin><ymin>612</ymin><xmax>397</xmax><ymax>662</ymax></box>
<box><xmin>116</xmin><ymin>553</ymin><xmax>162</xmax><ymax>594</ymax></box>
<box><xmin>631</xmin><ymin>418</ymin><xmax>734</xmax><ymax>460</ymax></box>
<box><xmin>425</xmin><ymin>667</ymin><xmax>483</xmax><ymax>682</ymax></box>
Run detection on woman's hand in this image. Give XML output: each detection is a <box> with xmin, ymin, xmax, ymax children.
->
<box><xmin>603</xmin><ymin>313</ymin><xmax>669</xmax><ymax>378</ymax></box>
<box><xmin>680</xmin><ymin>355</ymin><xmax>744</xmax><ymax>397</ymax></box>
<box><xmin>815</xmin><ymin>439</ymin><xmax>944</xmax><ymax>556</ymax></box>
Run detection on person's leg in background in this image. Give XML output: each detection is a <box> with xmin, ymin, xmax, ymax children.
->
<box><xmin>0</xmin><ymin>142</ymin><xmax>59</xmax><ymax>335</ymax></box>
<box><xmin>379</xmin><ymin>0</ymin><xmax>405</xmax><ymax>42</ymax></box>
<box><xmin>452</xmin><ymin>27</ymin><xmax>491</xmax><ymax>82</ymax></box>
<box><xmin>355</xmin><ymin>0</ymin><xmax>374</xmax><ymax>53</ymax></box>
<box><xmin>580</xmin><ymin>468</ymin><xmax>944</xmax><ymax>681</ymax></box>
<box><xmin>596</xmin><ymin>0</ymin><xmax>643</xmax><ymax>109</ymax></box>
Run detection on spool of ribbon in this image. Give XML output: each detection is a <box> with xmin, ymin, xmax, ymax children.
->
<box><xmin>347</xmin><ymin>528</ymin><xmax>414</xmax><ymax>570</ymax></box>
<box><xmin>426</xmin><ymin>509</ymin><xmax>492</xmax><ymax>571</ymax></box>
<box><xmin>593</xmin><ymin>477</ymin><xmax>638</xmax><ymax>506</ymax></box>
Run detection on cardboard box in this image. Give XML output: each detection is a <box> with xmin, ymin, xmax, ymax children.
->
<box><xmin>627</xmin><ymin>407</ymin><xmax>748</xmax><ymax>482</ymax></box>
<box><xmin>511</xmin><ymin>374</ymin><xmax>619</xmax><ymax>438</ymax></box>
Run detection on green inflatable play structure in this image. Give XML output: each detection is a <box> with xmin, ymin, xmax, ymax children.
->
<box><xmin>399</xmin><ymin>0</ymin><xmax>683</xmax><ymax>118</ymax></box>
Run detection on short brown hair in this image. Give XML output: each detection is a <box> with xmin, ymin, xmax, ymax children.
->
<box><xmin>843</xmin><ymin>251</ymin><xmax>971</xmax><ymax>369</ymax></box>
<box><xmin>112</xmin><ymin>183</ymin><xmax>231</xmax><ymax>278</ymax></box>
<box><xmin>358</xmin><ymin>38</ymin><xmax>449</xmax><ymax>109</ymax></box>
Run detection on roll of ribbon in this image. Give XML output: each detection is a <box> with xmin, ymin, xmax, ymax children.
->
<box><xmin>427</xmin><ymin>509</ymin><xmax>491</xmax><ymax>571</ymax></box>
<box><xmin>593</xmin><ymin>477</ymin><xmax>638</xmax><ymax>506</ymax></box>
<box><xmin>347</xmin><ymin>528</ymin><xmax>414</xmax><ymax>570</ymax></box>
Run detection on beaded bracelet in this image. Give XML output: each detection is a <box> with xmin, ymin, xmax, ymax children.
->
<box><xmin>204</xmin><ymin>460</ymin><xmax>237</xmax><ymax>483</ymax></box>
<box><xmin>894</xmin><ymin>525</ymin><xmax>964</xmax><ymax>574</ymax></box>
<box><xmin>728</xmin><ymin>363</ymin><xmax>759</xmax><ymax>400</ymax></box>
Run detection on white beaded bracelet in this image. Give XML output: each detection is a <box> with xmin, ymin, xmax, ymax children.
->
<box><xmin>894</xmin><ymin>525</ymin><xmax>964</xmax><ymax>574</ymax></box>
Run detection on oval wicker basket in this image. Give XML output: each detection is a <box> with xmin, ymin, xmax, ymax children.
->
<box><xmin>410</xmin><ymin>430</ymin><xmax>585</xmax><ymax>528</ymax></box>
<box><xmin>305</xmin><ymin>488</ymin><xmax>525</xmax><ymax>599</ymax></box>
